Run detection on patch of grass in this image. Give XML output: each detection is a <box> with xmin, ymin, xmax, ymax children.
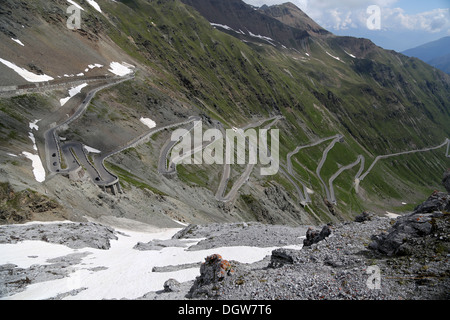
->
<box><xmin>105</xmin><ymin>162</ymin><xmax>167</xmax><ymax>196</ymax></box>
<box><xmin>177</xmin><ymin>164</ymin><xmax>210</xmax><ymax>189</ymax></box>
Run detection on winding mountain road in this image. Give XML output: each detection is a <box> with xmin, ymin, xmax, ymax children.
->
<box><xmin>328</xmin><ymin>155</ymin><xmax>364</xmax><ymax>204</ymax></box>
<box><xmin>358</xmin><ymin>138</ymin><xmax>450</xmax><ymax>182</ymax></box>
<box><xmin>315</xmin><ymin>135</ymin><xmax>344</xmax><ymax>201</ymax></box>
<box><xmin>44</xmin><ymin>75</ymin><xmax>134</xmax><ymax>178</ymax></box>
<box><xmin>215</xmin><ymin>116</ymin><xmax>283</xmax><ymax>203</ymax></box>
<box><xmin>285</xmin><ymin>134</ymin><xmax>449</xmax><ymax>206</ymax></box>
<box><xmin>40</xmin><ymin>72</ymin><xmax>450</xmax><ymax>203</ymax></box>
<box><xmin>285</xmin><ymin>134</ymin><xmax>342</xmax><ymax>205</ymax></box>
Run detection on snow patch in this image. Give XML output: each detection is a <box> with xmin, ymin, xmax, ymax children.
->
<box><xmin>386</xmin><ymin>212</ymin><xmax>400</xmax><ymax>219</ymax></box>
<box><xmin>0</xmin><ymin>225</ymin><xmax>304</xmax><ymax>300</ymax></box>
<box><xmin>210</xmin><ymin>23</ymin><xmax>246</xmax><ymax>35</ymax></box>
<box><xmin>325</xmin><ymin>51</ymin><xmax>342</xmax><ymax>61</ymax></box>
<box><xmin>23</xmin><ymin>119</ymin><xmax>45</xmax><ymax>183</ymax></box>
<box><xmin>247</xmin><ymin>31</ymin><xmax>276</xmax><ymax>46</ymax></box>
<box><xmin>11</xmin><ymin>38</ymin><xmax>25</xmax><ymax>46</ymax></box>
<box><xmin>344</xmin><ymin>50</ymin><xmax>356</xmax><ymax>58</ymax></box>
<box><xmin>0</xmin><ymin>58</ymin><xmax>54</xmax><ymax>83</ymax></box>
<box><xmin>140</xmin><ymin>117</ymin><xmax>156</xmax><ymax>129</ymax></box>
<box><xmin>67</xmin><ymin>0</ymin><xmax>84</xmax><ymax>11</ymax></box>
<box><xmin>210</xmin><ymin>23</ymin><xmax>234</xmax><ymax>31</ymax></box>
<box><xmin>22</xmin><ymin>152</ymin><xmax>46</xmax><ymax>183</ymax></box>
<box><xmin>108</xmin><ymin>62</ymin><xmax>134</xmax><ymax>76</ymax></box>
<box><xmin>60</xmin><ymin>83</ymin><xmax>88</xmax><ymax>106</ymax></box>
<box><xmin>29</xmin><ymin>119</ymin><xmax>40</xmax><ymax>131</ymax></box>
<box><xmin>83</xmin><ymin>145</ymin><xmax>101</xmax><ymax>154</ymax></box>
<box><xmin>86</xmin><ymin>0</ymin><xmax>102</xmax><ymax>13</ymax></box>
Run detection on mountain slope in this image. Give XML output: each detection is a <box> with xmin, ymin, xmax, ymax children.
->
<box><xmin>180</xmin><ymin>0</ymin><xmax>311</xmax><ymax>49</ymax></box>
<box><xmin>259</xmin><ymin>2</ymin><xmax>330</xmax><ymax>36</ymax></box>
<box><xmin>0</xmin><ymin>0</ymin><xmax>449</xmax><ymax>227</ymax></box>
<box><xmin>402</xmin><ymin>36</ymin><xmax>450</xmax><ymax>74</ymax></box>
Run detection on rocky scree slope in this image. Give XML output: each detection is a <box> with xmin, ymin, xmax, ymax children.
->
<box><xmin>0</xmin><ymin>0</ymin><xmax>449</xmax><ymax>226</ymax></box>
<box><xmin>183</xmin><ymin>184</ymin><xmax>449</xmax><ymax>300</ymax></box>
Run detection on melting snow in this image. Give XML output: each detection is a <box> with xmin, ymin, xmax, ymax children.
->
<box><xmin>84</xmin><ymin>145</ymin><xmax>101</xmax><ymax>154</ymax></box>
<box><xmin>211</xmin><ymin>23</ymin><xmax>234</xmax><ymax>31</ymax></box>
<box><xmin>11</xmin><ymin>38</ymin><xmax>25</xmax><ymax>46</ymax></box>
<box><xmin>88</xmin><ymin>64</ymin><xmax>103</xmax><ymax>69</ymax></box>
<box><xmin>210</xmin><ymin>23</ymin><xmax>246</xmax><ymax>35</ymax></box>
<box><xmin>344</xmin><ymin>50</ymin><xmax>356</xmax><ymax>58</ymax></box>
<box><xmin>67</xmin><ymin>0</ymin><xmax>84</xmax><ymax>11</ymax></box>
<box><xmin>22</xmin><ymin>152</ymin><xmax>46</xmax><ymax>183</ymax></box>
<box><xmin>108</xmin><ymin>62</ymin><xmax>134</xmax><ymax>76</ymax></box>
<box><xmin>22</xmin><ymin>120</ymin><xmax>45</xmax><ymax>183</ymax></box>
<box><xmin>86</xmin><ymin>0</ymin><xmax>102</xmax><ymax>13</ymax></box>
<box><xmin>247</xmin><ymin>31</ymin><xmax>276</xmax><ymax>46</ymax></box>
<box><xmin>386</xmin><ymin>212</ymin><xmax>400</xmax><ymax>219</ymax></box>
<box><xmin>140</xmin><ymin>117</ymin><xmax>157</xmax><ymax>129</ymax></box>
<box><xmin>29</xmin><ymin>119</ymin><xmax>40</xmax><ymax>131</ymax></box>
<box><xmin>0</xmin><ymin>223</ymin><xmax>303</xmax><ymax>300</ymax></box>
<box><xmin>60</xmin><ymin>83</ymin><xmax>88</xmax><ymax>106</ymax></box>
<box><xmin>0</xmin><ymin>58</ymin><xmax>54</xmax><ymax>83</ymax></box>
<box><xmin>325</xmin><ymin>51</ymin><xmax>342</xmax><ymax>61</ymax></box>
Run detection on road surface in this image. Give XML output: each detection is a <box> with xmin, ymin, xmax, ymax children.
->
<box><xmin>215</xmin><ymin>116</ymin><xmax>283</xmax><ymax>203</ymax></box>
<box><xmin>359</xmin><ymin>139</ymin><xmax>450</xmax><ymax>182</ymax></box>
<box><xmin>44</xmin><ymin>75</ymin><xmax>134</xmax><ymax>186</ymax></box>
<box><xmin>285</xmin><ymin>134</ymin><xmax>342</xmax><ymax>205</ymax></box>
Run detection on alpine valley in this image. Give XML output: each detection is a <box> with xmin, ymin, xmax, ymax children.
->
<box><xmin>0</xmin><ymin>0</ymin><xmax>449</xmax><ymax>301</ymax></box>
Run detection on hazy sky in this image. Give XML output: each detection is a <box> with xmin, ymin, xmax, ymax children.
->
<box><xmin>243</xmin><ymin>0</ymin><xmax>450</xmax><ymax>51</ymax></box>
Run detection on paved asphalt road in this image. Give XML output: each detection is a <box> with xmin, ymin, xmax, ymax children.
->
<box><xmin>44</xmin><ymin>75</ymin><xmax>134</xmax><ymax>185</ymax></box>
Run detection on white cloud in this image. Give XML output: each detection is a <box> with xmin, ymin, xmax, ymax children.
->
<box><xmin>244</xmin><ymin>0</ymin><xmax>450</xmax><ymax>34</ymax></box>
<box><xmin>392</xmin><ymin>8</ymin><xmax>450</xmax><ymax>33</ymax></box>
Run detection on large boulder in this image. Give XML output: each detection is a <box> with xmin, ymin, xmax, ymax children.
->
<box><xmin>370</xmin><ymin>185</ymin><xmax>450</xmax><ymax>256</ymax></box>
<box><xmin>355</xmin><ymin>211</ymin><xmax>374</xmax><ymax>223</ymax></box>
<box><xmin>369</xmin><ymin>212</ymin><xmax>438</xmax><ymax>256</ymax></box>
<box><xmin>187</xmin><ymin>254</ymin><xmax>234</xmax><ymax>298</ymax></box>
<box><xmin>414</xmin><ymin>191</ymin><xmax>450</xmax><ymax>214</ymax></box>
<box><xmin>163</xmin><ymin>279</ymin><xmax>181</xmax><ymax>293</ymax></box>
<box><xmin>268</xmin><ymin>248</ymin><xmax>301</xmax><ymax>268</ymax></box>
<box><xmin>303</xmin><ymin>225</ymin><xmax>332</xmax><ymax>247</ymax></box>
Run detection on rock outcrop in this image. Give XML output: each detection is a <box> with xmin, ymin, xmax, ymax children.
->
<box><xmin>303</xmin><ymin>225</ymin><xmax>332</xmax><ymax>247</ymax></box>
<box><xmin>164</xmin><ymin>279</ymin><xmax>181</xmax><ymax>293</ymax></box>
<box><xmin>355</xmin><ymin>211</ymin><xmax>374</xmax><ymax>223</ymax></box>
<box><xmin>0</xmin><ymin>182</ymin><xmax>68</xmax><ymax>225</ymax></box>
<box><xmin>0</xmin><ymin>222</ymin><xmax>118</xmax><ymax>250</ymax></box>
<box><xmin>413</xmin><ymin>191</ymin><xmax>450</xmax><ymax>214</ymax></box>
<box><xmin>187</xmin><ymin>254</ymin><xmax>234</xmax><ymax>298</ymax></box>
<box><xmin>370</xmin><ymin>188</ymin><xmax>450</xmax><ymax>257</ymax></box>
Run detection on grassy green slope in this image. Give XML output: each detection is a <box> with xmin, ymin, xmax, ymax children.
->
<box><xmin>92</xmin><ymin>0</ymin><xmax>450</xmax><ymax>218</ymax></box>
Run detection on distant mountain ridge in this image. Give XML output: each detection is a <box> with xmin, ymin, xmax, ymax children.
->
<box><xmin>180</xmin><ymin>0</ymin><xmax>311</xmax><ymax>49</ymax></box>
<box><xmin>259</xmin><ymin>2</ymin><xmax>330</xmax><ymax>36</ymax></box>
<box><xmin>402</xmin><ymin>36</ymin><xmax>450</xmax><ymax>74</ymax></box>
